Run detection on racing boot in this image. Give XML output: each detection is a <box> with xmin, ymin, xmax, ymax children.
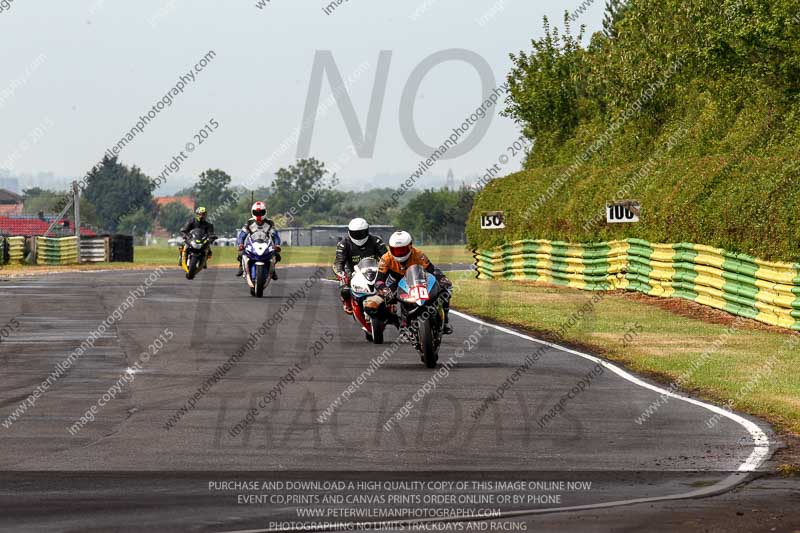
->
<box><xmin>235</xmin><ymin>251</ymin><xmax>244</xmax><ymax>277</ymax></box>
<box><xmin>443</xmin><ymin>317</ymin><xmax>453</xmax><ymax>335</ymax></box>
<box><xmin>272</xmin><ymin>252</ymin><xmax>281</xmax><ymax>280</ymax></box>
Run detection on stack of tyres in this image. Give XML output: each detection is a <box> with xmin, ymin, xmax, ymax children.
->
<box><xmin>34</xmin><ymin>236</ymin><xmax>79</xmax><ymax>265</ymax></box>
<box><xmin>109</xmin><ymin>234</ymin><xmax>134</xmax><ymax>262</ymax></box>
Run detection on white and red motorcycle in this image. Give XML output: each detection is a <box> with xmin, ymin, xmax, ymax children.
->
<box><xmin>349</xmin><ymin>257</ymin><xmax>388</xmax><ymax>344</ymax></box>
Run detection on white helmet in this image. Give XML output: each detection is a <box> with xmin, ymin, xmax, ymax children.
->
<box><xmin>388</xmin><ymin>230</ymin><xmax>413</xmax><ymax>262</ymax></box>
<box><xmin>348</xmin><ymin>217</ymin><xmax>370</xmax><ymax>246</ymax></box>
<box><xmin>251</xmin><ymin>201</ymin><xmax>267</xmax><ymax>224</ymax></box>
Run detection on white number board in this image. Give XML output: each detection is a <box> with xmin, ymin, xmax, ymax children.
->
<box><xmin>606</xmin><ymin>202</ymin><xmax>640</xmax><ymax>223</ymax></box>
<box><xmin>480</xmin><ymin>211</ymin><xmax>506</xmax><ymax>229</ymax></box>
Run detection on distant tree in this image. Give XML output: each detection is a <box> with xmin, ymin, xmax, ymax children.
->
<box><xmin>269</xmin><ymin>158</ymin><xmax>345</xmax><ymax>226</ymax></box>
<box><xmin>602</xmin><ymin>0</ymin><xmax>628</xmax><ymax>39</ymax></box>
<box><xmin>78</xmin><ymin>197</ymin><xmax>100</xmax><ymax>229</ymax></box>
<box><xmin>504</xmin><ymin>15</ymin><xmax>588</xmax><ymax>165</ymax></box>
<box><xmin>22</xmin><ymin>187</ymin><xmax>52</xmax><ymax>199</ymax></box>
<box><xmin>22</xmin><ymin>187</ymin><xmax>101</xmax><ymax>228</ymax></box>
<box><xmin>83</xmin><ymin>156</ymin><xmax>155</xmax><ymax>232</ymax></box>
<box><xmin>194</xmin><ymin>169</ymin><xmax>233</xmax><ymax>214</ymax></box>
<box><xmin>117</xmin><ymin>207</ymin><xmax>153</xmax><ymax>235</ymax></box>
<box><xmin>173</xmin><ymin>185</ymin><xmax>196</xmax><ymax>197</ymax></box>
<box><xmin>158</xmin><ymin>202</ymin><xmax>192</xmax><ymax>234</ymax></box>
<box><xmin>211</xmin><ymin>204</ymin><xmax>242</xmax><ymax>236</ymax></box>
<box><xmin>22</xmin><ymin>187</ymin><xmax>62</xmax><ymax>215</ymax></box>
<box><xmin>395</xmin><ymin>187</ymin><xmax>472</xmax><ymax>244</ymax></box>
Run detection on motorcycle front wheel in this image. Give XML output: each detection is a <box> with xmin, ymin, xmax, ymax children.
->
<box><xmin>370</xmin><ymin>316</ymin><xmax>384</xmax><ymax>345</ymax></box>
<box><xmin>186</xmin><ymin>254</ymin><xmax>199</xmax><ymax>280</ymax></box>
<box><xmin>255</xmin><ymin>264</ymin><xmax>267</xmax><ymax>297</ymax></box>
<box><xmin>418</xmin><ymin>317</ymin><xmax>438</xmax><ymax>368</ymax></box>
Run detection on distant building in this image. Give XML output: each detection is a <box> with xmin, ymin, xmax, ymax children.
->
<box><xmin>155</xmin><ymin>195</ymin><xmax>194</xmax><ymax>211</ymax></box>
<box><xmin>446</xmin><ymin>169</ymin><xmax>455</xmax><ymax>190</ymax></box>
<box><xmin>0</xmin><ymin>177</ymin><xmax>20</xmax><ymax>194</ymax></box>
<box><xmin>0</xmin><ymin>189</ymin><xmax>23</xmax><ymax>215</ymax></box>
<box><xmin>152</xmin><ymin>196</ymin><xmax>195</xmax><ymax>238</ymax></box>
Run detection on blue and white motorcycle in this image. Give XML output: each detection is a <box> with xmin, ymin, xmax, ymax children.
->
<box><xmin>240</xmin><ymin>229</ymin><xmax>277</xmax><ymax>298</ymax></box>
<box><xmin>397</xmin><ymin>265</ymin><xmax>446</xmax><ymax>368</ymax></box>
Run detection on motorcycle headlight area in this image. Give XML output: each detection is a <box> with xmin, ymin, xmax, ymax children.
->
<box><xmin>351</xmin><ymin>283</ymin><xmax>372</xmax><ymax>296</ymax></box>
<box><xmin>252</xmin><ymin>242</ymin><xmax>270</xmax><ymax>254</ymax></box>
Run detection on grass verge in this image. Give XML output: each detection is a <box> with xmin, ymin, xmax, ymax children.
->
<box><xmin>450</xmin><ymin>273</ymin><xmax>800</xmax><ymax>437</ymax></box>
<box><xmin>133</xmin><ymin>246</ymin><xmax>331</xmax><ymax>266</ymax></box>
<box><xmin>132</xmin><ymin>245</ymin><xmax>474</xmax><ymax>267</ymax></box>
<box><xmin>1</xmin><ymin>245</ymin><xmax>474</xmax><ymax>275</ymax></box>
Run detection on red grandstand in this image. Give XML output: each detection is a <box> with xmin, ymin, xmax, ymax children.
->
<box><xmin>0</xmin><ymin>214</ymin><xmax>96</xmax><ymax>237</ymax></box>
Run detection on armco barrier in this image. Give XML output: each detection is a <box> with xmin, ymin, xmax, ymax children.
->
<box><xmin>474</xmin><ymin>239</ymin><xmax>800</xmax><ymax>331</ymax></box>
<box><xmin>35</xmin><ymin>236</ymin><xmax>79</xmax><ymax>266</ymax></box>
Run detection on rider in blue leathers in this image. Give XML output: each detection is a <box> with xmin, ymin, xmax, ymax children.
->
<box><xmin>236</xmin><ymin>201</ymin><xmax>282</xmax><ymax>280</ymax></box>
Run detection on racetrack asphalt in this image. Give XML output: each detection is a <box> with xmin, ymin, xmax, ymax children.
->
<box><xmin>0</xmin><ymin>266</ymin><xmax>791</xmax><ymax>532</ymax></box>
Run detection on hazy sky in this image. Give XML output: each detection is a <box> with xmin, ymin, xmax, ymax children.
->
<box><xmin>0</xmin><ymin>0</ymin><xmax>605</xmax><ymax>193</ymax></box>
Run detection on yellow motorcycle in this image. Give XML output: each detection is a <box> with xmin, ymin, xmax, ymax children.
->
<box><xmin>181</xmin><ymin>229</ymin><xmax>214</xmax><ymax>280</ymax></box>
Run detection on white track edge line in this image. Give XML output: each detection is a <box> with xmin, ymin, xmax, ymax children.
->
<box><xmin>449</xmin><ymin>309</ymin><xmax>771</xmax><ymax>472</ymax></box>
<box><xmin>217</xmin><ymin>309</ymin><xmax>773</xmax><ymax>533</ymax></box>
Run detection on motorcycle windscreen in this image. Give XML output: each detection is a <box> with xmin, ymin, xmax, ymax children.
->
<box><xmin>188</xmin><ymin>228</ymin><xmax>208</xmax><ymax>248</ymax></box>
<box><xmin>397</xmin><ymin>264</ymin><xmax>432</xmax><ymax>304</ymax></box>
<box><xmin>356</xmin><ymin>257</ymin><xmax>379</xmax><ymax>282</ymax></box>
<box><xmin>249</xmin><ymin>229</ymin><xmax>270</xmax><ymax>243</ymax></box>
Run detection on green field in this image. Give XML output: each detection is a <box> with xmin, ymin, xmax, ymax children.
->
<box><xmin>133</xmin><ymin>245</ymin><xmax>474</xmax><ymax>267</ymax></box>
<box><xmin>133</xmin><ymin>245</ymin><xmax>332</xmax><ymax>266</ymax></box>
<box><xmin>450</xmin><ymin>273</ymin><xmax>800</xmax><ymax>437</ymax></box>
<box><xmin>0</xmin><ymin>245</ymin><xmax>474</xmax><ymax>275</ymax></box>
